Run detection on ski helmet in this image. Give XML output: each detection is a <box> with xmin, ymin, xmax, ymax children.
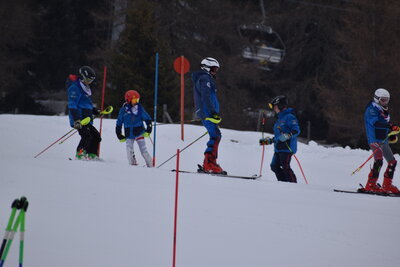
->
<box><xmin>79</xmin><ymin>66</ymin><xmax>96</xmax><ymax>84</ymax></box>
<box><xmin>269</xmin><ymin>95</ymin><xmax>288</xmax><ymax>110</ymax></box>
<box><xmin>374</xmin><ymin>88</ymin><xmax>390</xmax><ymax>108</ymax></box>
<box><xmin>125</xmin><ymin>90</ymin><xmax>140</xmax><ymax>104</ymax></box>
<box><xmin>200</xmin><ymin>57</ymin><xmax>220</xmax><ymax>73</ymax></box>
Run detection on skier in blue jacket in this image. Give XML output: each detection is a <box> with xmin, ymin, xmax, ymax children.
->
<box><xmin>191</xmin><ymin>57</ymin><xmax>225</xmax><ymax>174</ymax></box>
<box><xmin>362</xmin><ymin>88</ymin><xmax>400</xmax><ymax>194</ymax></box>
<box><xmin>67</xmin><ymin>66</ymin><xmax>101</xmax><ymax>160</ymax></box>
<box><xmin>116</xmin><ymin>90</ymin><xmax>153</xmax><ymax>167</ymax></box>
<box><xmin>259</xmin><ymin>95</ymin><xmax>300</xmax><ymax>182</ymax></box>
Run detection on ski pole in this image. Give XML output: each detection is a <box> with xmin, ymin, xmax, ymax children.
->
<box><xmin>157</xmin><ymin>132</ymin><xmax>208</xmax><ymax>168</ymax></box>
<box><xmin>18</xmin><ymin>199</ymin><xmax>28</xmax><ymax>267</ymax></box>
<box><xmin>34</xmin><ymin>117</ymin><xmax>91</xmax><ymax>158</ymax></box>
<box><xmin>259</xmin><ymin>115</ymin><xmax>266</xmax><ymax>177</ymax></box>
<box><xmin>276</xmin><ymin>126</ymin><xmax>308</xmax><ymax>184</ymax></box>
<box><xmin>284</xmin><ymin>142</ymin><xmax>308</xmax><ymax>184</ymax></box>
<box><xmin>351</xmin><ymin>149</ymin><xmax>379</xmax><ymax>175</ymax></box>
<box><xmin>0</xmin><ymin>197</ymin><xmax>27</xmax><ymax>267</ymax></box>
<box><xmin>350</xmin><ymin>133</ymin><xmax>393</xmax><ymax>175</ymax></box>
<box><xmin>0</xmin><ymin>199</ymin><xmax>20</xmax><ymax>259</ymax></box>
<box><xmin>59</xmin><ymin>107</ymin><xmax>114</xmax><ymax>145</ymax></box>
<box><xmin>59</xmin><ymin>130</ymin><xmax>78</xmax><ymax>144</ymax></box>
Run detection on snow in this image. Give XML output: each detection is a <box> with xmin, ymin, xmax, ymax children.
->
<box><xmin>1</xmin><ymin>114</ymin><xmax>399</xmax><ymax>267</ymax></box>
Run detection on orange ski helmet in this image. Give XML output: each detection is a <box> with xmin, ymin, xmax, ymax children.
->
<box><xmin>125</xmin><ymin>90</ymin><xmax>140</xmax><ymax>104</ymax></box>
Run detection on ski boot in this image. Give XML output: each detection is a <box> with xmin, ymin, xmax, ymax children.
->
<box><xmin>381</xmin><ymin>160</ymin><xmax>399</xmax><ymax>194</ymax></box>
<box><xmin>359</xmin><ymin>176</ymin><xmax>383</xmax><ymax>193</ymax></box>
<box><xmin>202</xmin><ymin>153</ymin><xmax>226</xmax><ymax>174</ymax></box>
<box><xmin>75</xmin><ymin>149</ymin><xmax>87</xmax><ymax>160</ymax></box>
<box><xmin>382</xmin><ymin>177</ymin><xmax>400</xmax><ymax>194</ymax></box>
<box><xmin>87</xmin><ymin>153</ymin><xmax>101</xmax><ymax>161</ymax></box>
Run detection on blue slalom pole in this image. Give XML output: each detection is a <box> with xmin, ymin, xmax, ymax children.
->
<box><xmin>152</xmin><ymin>52</ymin><xmax>159</xmax><ymax>166</ymax></box>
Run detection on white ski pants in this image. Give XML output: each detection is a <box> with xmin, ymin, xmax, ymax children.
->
<box><xmin>126</xmin><ymin>137</ymin><xmax>153</xmax><ymax>167</ymax></box>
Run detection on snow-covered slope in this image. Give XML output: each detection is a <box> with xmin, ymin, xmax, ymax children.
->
<box><xmin>1</xmin><ymin>114</ymin><xmax>399</xmax><ymax>267</ymax></box>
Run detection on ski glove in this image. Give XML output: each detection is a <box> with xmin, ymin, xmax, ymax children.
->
<box><xmin>92</xmin><ymin>108</ymin><xmax>100</xmax><ymax>116</ymax></box>
<box><xmin>259</xmin><ymin>137</ymin><xmax>273</xmax><ymax>145</ymax></box>
<box><xmin>115</xmin><ymin>125</ymin><xmax>125</xmax><ymax>141</ymax></box>
<box><xmin>390</xmin><ymin>124</ymin><xmax>400</xmax><ymax>133</ymax></box>
<box><xmin>73</xmin><ymin>120</ymin><xmax>82</xmax><ymax>130</ymax></box>
<box><xmin>145</xmin><ymin>121</ymin><xmax>152</xmax><ymax>134</ymax></box>
<box><xmin>278</xmin><ymin>133</ymin><xmax>291</xmax><ymax>142</ymax></box>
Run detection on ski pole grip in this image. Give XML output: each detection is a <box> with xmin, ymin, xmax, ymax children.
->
<box><xmin>11</xmin><ymin>199</ymin><xmax>20</xmax><ymax>208</ymax></box>
<box><xmin>21</xmin><ymin>201</ymin><xmax>29</xmax><ymax>212</ymax></box>
<box><xmin>17</xmin><ymin>197</ymin><xmax>27</xmax><ymax>209</ymax></box>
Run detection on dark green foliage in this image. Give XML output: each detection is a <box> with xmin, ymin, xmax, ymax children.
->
<box><xmin>2</xmin><ymin>0</ymin><xmax>400</xmax><ymax>149</ymax></box>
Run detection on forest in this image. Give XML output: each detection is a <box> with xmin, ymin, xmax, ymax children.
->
<box><xmin>1</xmin><ymin>0</ymin><xmax>400</xmax><ymax>150</ymax></box>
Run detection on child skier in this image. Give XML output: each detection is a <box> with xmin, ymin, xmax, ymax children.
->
<box><xmin>259</xmin><ymin>95</ymin><xmax>300</xmax><ymax>183</ymax></box>
<box><xmin>362</xmin><ymin>88</ymin><xmax>400</xmax><ymax>194</ymax></box>
<box><xmin>67</xmin><ymin>66</ymin><xmax>102</xmax><ymax>160</ymax></box>
<box><xmin>116</xmin><ymin>90</ymin><xmax>153</xmax><ymax>167</ymax></box>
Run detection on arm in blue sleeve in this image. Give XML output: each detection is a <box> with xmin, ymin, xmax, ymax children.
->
<box><xmin>116</xmin><ymin>108</ymin><xmax>124</xmax><ymax>127</ymax></box>
<box><xmin>141</xmin><ymin>106</ymin><xmax>152</xmax><ymax>121</ymax></box>
<box><xmin>287</xmin><ymin>115</ymin><xmax>301</xmax><ymax>137</ymax></box>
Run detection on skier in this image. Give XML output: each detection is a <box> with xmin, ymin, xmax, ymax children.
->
<box><xmin>67</xmin><ymin>66</ymin><xmax>102</xmax><ymax>160</ymax></box>
<box><xmin>362</xmin><ymin>88</ymin><xmax>400</xmax><ymax>194</ymax></box>
<box><xmin>191</xmin><ymin>57</ymin><xmax>225</xmax><ymax>174</ymax></box>
<box><xmin>259</xmin><ymin>95</ymin><xmax>300</xmax><ymax>183</ymax></box>
<box><xmin>116</xmin><ymin>90</ymin><xmax>153</xmax><ymax>167</ymax></box>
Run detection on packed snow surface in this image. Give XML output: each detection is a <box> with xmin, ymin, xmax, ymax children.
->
<box><xmin>1</xmin><ymin>114</ymin><xmax>399</xmax><ymax>267</ymax></box>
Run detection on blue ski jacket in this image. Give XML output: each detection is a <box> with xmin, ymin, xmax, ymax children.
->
<box><xmin>191</xmin><ymin>70</ymin><xmax>219</xmax><ymax>119</ymax></box>
<box><xmin>364</xmin><ymin>101</ymin><xmax>391</xmax><ymax>144</ymax></box>
<box><xmin>273</xmin><ymin>108</ymin><xmax>300</xmax><ymax>153</ymax></box>
<box><xmin>116</xmin><ymin>103</ymin><xmax>152</xmax><ymax>139</ymax></box>
<box><xmin>67</xmin><ymin>75</ymin><xmax>94</xmax><ymax>127</ymax></box>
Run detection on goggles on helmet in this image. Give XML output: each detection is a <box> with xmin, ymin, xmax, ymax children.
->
<box><xmin>268</xmin><ymin>103</ymin><xmax>274</xmax><ymax>109</ymax></box>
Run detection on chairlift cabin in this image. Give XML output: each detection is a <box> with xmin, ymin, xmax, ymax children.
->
<box><xmin>239</xmin><ymin>24</ymin><xmax>285</xmax><ymax>71</ymax></box>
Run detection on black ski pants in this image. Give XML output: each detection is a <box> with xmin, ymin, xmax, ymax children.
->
<box><xmin>77</xmin><ymin>124</ymin><xmax>102</xmax><ymax>155</ymax></box>
<box><xmin>270</xmin><ymin>152</ymin><xmax>297</xmax><ymax>183</ymax></box>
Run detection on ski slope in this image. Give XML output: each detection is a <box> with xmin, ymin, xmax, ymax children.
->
<box><xmin>0</xmin><ymin>114</ymin><xmax>399</xmax><ymax>267</ymax></box>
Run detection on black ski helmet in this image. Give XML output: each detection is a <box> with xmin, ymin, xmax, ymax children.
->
<box><xmin>269</xmin><ymin>95</ymin><xmax>288</xmax><ymax>110</ymax></box>
<box><xmin>79</xmin><ymin>66</ymin><xmax>96</xmax><ymax>84</ymax></box>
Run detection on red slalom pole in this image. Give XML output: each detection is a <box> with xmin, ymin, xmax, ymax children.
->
<box><xmin>98</xmin><ymin>65</ymin><xmax>107</xmax><ymax>156</ymax></box>
<box><xmin>172</xmin><ymin>149</ymin><xmax>180</xmax><ymax>267</ymax></box>
<box><xmin>180</xmin><ymin>56</ymin><xmax>185</xmax><ymax>141</ymax></box>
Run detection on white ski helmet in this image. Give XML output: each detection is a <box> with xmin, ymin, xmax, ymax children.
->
<box><xmin>374</xmin><ymin>88</ymin><xmax>390</xmax><ymax>107</ymax></box>
<box><xmin>200</xmin><ymin>57</ymin><xmax>220</xmax><ymax>73</ymax></box>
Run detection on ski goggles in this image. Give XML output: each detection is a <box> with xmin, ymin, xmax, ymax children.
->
<box><xmin>379</xmin><ymin>97</ymin><xmax>390</xmax><ymax>105</ymax></box>
<box><xmin>131</xmin><ymin>97</ymin><xmax>140</xmax><ymax>104</ymax></box>
<box><xmin>82</xmin><ymin>76</ymin><xmax>95</xmax><ymax>84</ymax></box>
<box><xmin>268</xmin><ymin>103</ymin><xmax>274</xmax><ymax>109</ymax></box>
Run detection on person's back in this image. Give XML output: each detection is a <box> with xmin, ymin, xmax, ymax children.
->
<box><xmin>191</xmin><ymin>69</ymin><xmax>219</xmax><ymax>120</ymax></box>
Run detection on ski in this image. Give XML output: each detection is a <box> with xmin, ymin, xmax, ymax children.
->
<box><xmin>333</xmin><ymin>189</ymin><xmax>400</xmax><ymax>197</ymax></box>
<box><xmin>171</xmin><ymin>165</ymin><xmax>260</xmax><ymax>180</ymax></box>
